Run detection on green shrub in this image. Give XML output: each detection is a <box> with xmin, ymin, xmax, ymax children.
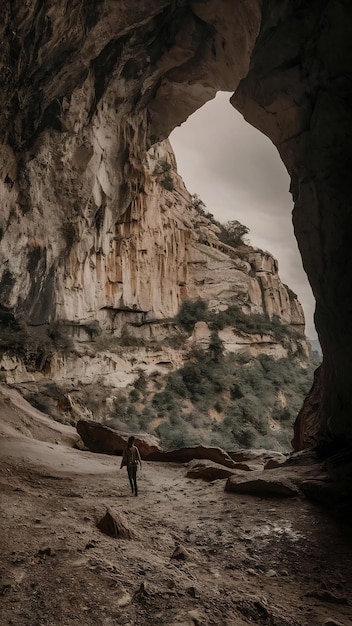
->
<box><xmin>133</xmin><ymin>370</ymin><xmax>148</xmax><ymax>393</ymax></box>
<box><xmin>206</xmin><ymin>304</ymin><xmax>301</xmax><ymax>345</ymax></box>
<box><xmin>218</xmin><ymin>220</ymin><xmax>249</xmax><ymax>248</ymax></box>
<box><xmin>208</xmin><ymin>330</ymin><xmax>224</xmax><ymax>362</ymax></box>
<box><xmin>167</xmin><ymin>371</ymin><xmax>188</xmax><ymax>397</ymax></box>
<box><xmin>176</xmin><ymin>298</ymin><xmax>208</xmax><ymax>333</ymax></box>
<box><xmin>160</xmin><ymin>173</ymin><xmax>174</xmax><ymax>191</ymax></box>
<box><xmin>129</xmin><ymin>388</ymin><xmax>140</xmax><ymax>403</ymax></box>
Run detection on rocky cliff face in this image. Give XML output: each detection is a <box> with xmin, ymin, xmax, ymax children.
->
<box><xmin>0</xmin><ymin>134</ymin><xmax>308</xmax><ymax>390</ymax></box>
<box><xmin>1</xmin><ymin>0</ymin><xmax>351</xmax><ymax>449</ymax></box>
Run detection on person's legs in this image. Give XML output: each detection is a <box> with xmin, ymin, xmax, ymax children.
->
<box><xmin>127</xmin><ymin>466</ymin><xmax>134</xmax><ymax>493</ymax></box>
<box><xmin>131</xmin><ymin>466</ymin><xmax>138</xmax><ymax>496</ymax></box>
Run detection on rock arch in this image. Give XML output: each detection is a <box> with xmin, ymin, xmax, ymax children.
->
<box><xmin>1</xmin><ymin>0</ymin><xmax>352</xmax><ymax>450</ymax></box>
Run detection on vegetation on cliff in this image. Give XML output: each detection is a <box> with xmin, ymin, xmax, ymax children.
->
<box><xmin>105</xmin><ymin>347</ymin><xmax>319</xmax><ymax>452</ymax></box>
<box><xmin>103</xmin><ymin>300</ymin><xmax>320</xmax><ymax>452</ymax></box>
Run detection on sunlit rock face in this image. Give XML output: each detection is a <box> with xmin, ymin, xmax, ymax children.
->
<box><xmin>0</xmin><ymin>0</ymin><xmax>351</xmax><ymax>448</ymax></box>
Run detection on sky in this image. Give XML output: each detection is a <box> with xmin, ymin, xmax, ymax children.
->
<box><xmin>170</xmin><ymin>92</ymin><xmax>317</xmax><ymax>339</ymax></box>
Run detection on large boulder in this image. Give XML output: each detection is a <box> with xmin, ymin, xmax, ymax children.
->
<box><xmin>145</xmin><ymin>445</ymin><xmax>237</xmax><ymax>468</ymax></box>
<box><xmin>186</xmin><ymin>459</ymin><xmax>237</xmax><ymax>481</ymax></box>
<box><xmin>76</xmin><ymin>420</ymin><xmax>161</xmax><ymax>457</ymax></box>
<box><xmin>225</xmin><ymin>461</ymin><xmax>326</xmax><ymax>498</ymax></box>
<box><xmin>225</xmin><ymin>472</ymin><xmax>299</xmax><ymax>498</ymax></box>
<box><xmin>228</xmin><ymin>449</ymin><xmax>287</xmax><ymax>467</ymax></box>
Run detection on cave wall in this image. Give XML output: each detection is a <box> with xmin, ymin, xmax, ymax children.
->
<box><xmin>232</xmin><ymin>0</ymin><xmax>352</xmax><ymax>448</ymax></box>
<box><xmin>1</xmin><ymin>0</ymin><xmax>352</xmax><ymax>448</ymax></box>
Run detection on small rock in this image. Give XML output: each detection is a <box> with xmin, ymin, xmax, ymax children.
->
<box><xmin>264</xmin><ymin>459</ymin><xmax>285</xmax><ymax>469</ymax></box>
<box><xmin>96</xmin><ymin>509</ymin><xmax>134</xmax><ymax>539</ymax></box>
<box><xmin>246</xmin><ymin>568</ymin><xmax>257</xmax><ymax>576</ymax></box>
<box><xmin>266</xmin><ymin>569</ymin><xmax>277</xmax><ymax>577</ymax></box>
<box><xmin>225</xmin><ymin>474</ymin><xmax>298</xmax><ymax>497</ymax></box>
<box><xmin>117</xmin><ymin>591</ymin><xmax>132</xmax><ymax>607</ymax></box>
<box><xmin>324</xmin><ymin>620</ymin><xmax>345</xmax><ymax>626</ymax></box>
<box><xmin>186</xmin><ymin>586</ymin><xmax>200</xmax><ymax>598</ymax></box>
<box><xmin>171</xmin><ymin>545</ymin><xmax>189</xmax><ymax>561</ymax></box>
<box><xmin>0</xmin><ymin>582</ymin><xmax>12</xmax><ymax>595</ymax></box>
<box><xmin>188</xmin><ymin>609</ymin><xmax>203</xmax><ymax>625</ymax></box>
<box><xmin>38</xmin><ymin>547</ymin><xmax>55</xmax><ymax>557</ymax></box>
<box><xmin>137</xmin><ymin>581</ymin><xmax>150</xmax><ymax>596</ymax></box>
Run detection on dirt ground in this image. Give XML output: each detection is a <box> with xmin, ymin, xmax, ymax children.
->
<box><xmin>1</xmin><ymin>385</ymin><xmax>352</xmax><ymax>626</ymax></box>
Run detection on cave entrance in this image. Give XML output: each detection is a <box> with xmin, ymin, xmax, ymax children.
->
<box><xmin>170</xmin><ymin>92</ymin><xmax>316</xmax><ymax>341</ymax></box>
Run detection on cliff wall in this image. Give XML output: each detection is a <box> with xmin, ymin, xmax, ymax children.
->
<box><xmin>0</xmin><ymin>134</ymin><xmax>308</xmax><ymax>391</ymax></box>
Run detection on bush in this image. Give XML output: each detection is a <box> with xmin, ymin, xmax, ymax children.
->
<box><xmin>160</xmin><ymin>173</ymin><xmax>174</xmax><ymax>191</ymax></box>
<box><xmin>129</xmin><ymin>388</ymin><xmax>140</xmax><ymax>403</ymax></box>
<box><xmin>133</xmin><ymin>370</ymin><xmax>148</xmax><ymax>393</ymax></box>
<box><xmin>176</xmin><ymin>298</ymin><xmax>208</xmax><ymax>333</ymax></box>
<box><xmin>167</xmin><ymin>371</ymin><xmax>188</xmax><ymax>398</ymax></box>
<box><xmin>207</xmin><ymin>304</ymin><xmax>298</xmax><ymax>343</ymax></box>
<box><xmin>218</xmin><ymin>220</ymin><xmax>250</xmax><ymax>248</ymax></box>
<box><xmin>156</xmin><ymin>160</ymin><xmax>175</xmax><ymax>191</ymax></box>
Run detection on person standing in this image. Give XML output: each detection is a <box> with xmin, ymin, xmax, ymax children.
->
<box><xmin>120</xmin><ymin>436</ymin><xmax>142</xmax><ymax>496</ymax></box>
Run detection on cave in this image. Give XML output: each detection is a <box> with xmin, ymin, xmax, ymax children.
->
<box><xmin>1</xmin><ymin>0</ymin><xmax>352</xmax><ymax>454</ymax></box>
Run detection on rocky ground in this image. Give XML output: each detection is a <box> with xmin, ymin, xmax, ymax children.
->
<box><xmin>0</xmin><ymin>385</ymin><xmax>351</xmax><ymax>626</ymax></box>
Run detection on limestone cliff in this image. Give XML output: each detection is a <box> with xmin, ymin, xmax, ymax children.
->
<box><xmin>0</xmin><ymin>134</ymin><xmax>308</xmax><ymax>391</ymax></box>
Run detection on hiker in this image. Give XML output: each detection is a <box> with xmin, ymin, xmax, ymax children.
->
<box><xmin>120</xmin><ymin>436</ymin><xmax>142</xmax><ymax>496</ymax></box>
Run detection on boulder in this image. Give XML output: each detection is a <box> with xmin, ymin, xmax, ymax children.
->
<box><xmin>300</xmin><ymin>478</ymin><xmax>352</xmax><ymax>516</ymax></box>
<box><xmin>282</xmin><ymin>449</ymin><xmax>321</xmax><ymax>467</ymax></box>
<box><xmin>96</xmin><ymin>509</ymin><xmax>134</xmax><ymax>539</ymax></box>
<box><xmin>264</xmin><ymin>459</ymin><xmax>286</xmax><ymax>470</ymax></box>
<box><xmin>171</xmin><ymin>545</ymin><xmax>190</xmax><ymax>561</ymax></box>
<box><xmin>145</xmin><ymin>445</ymin><xmax>237</xmax><ymax>468</ymax></box>
<box><xmin>186</xmin><ymin>459</ymin><xmax>237</xmax><ymax>481</ymax></box>
<box><xmin>76</xmin><ymin>420</ymin><xmax>161</xmax><ymax>457</ymax></box>
<box><xmin>225</xmin><ymin>473</ymin><xmax>299</xmax><ymax>498</ymax></box>
<box><xmin>228</xmin><ymin>449</ymin><xmax>287</xmax><ymax>466</ymax></box>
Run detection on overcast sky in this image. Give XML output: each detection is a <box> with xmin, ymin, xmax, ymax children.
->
<box><xmin>170</xmin><ymin>92</ymin><xmax>317</xmax><ymax>339</ymax></box>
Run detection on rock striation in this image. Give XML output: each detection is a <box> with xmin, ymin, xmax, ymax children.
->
<box><xmin>1</xmin><ymin>1</ymin><xmax>351</xmax><ymax>448</ymax></box>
